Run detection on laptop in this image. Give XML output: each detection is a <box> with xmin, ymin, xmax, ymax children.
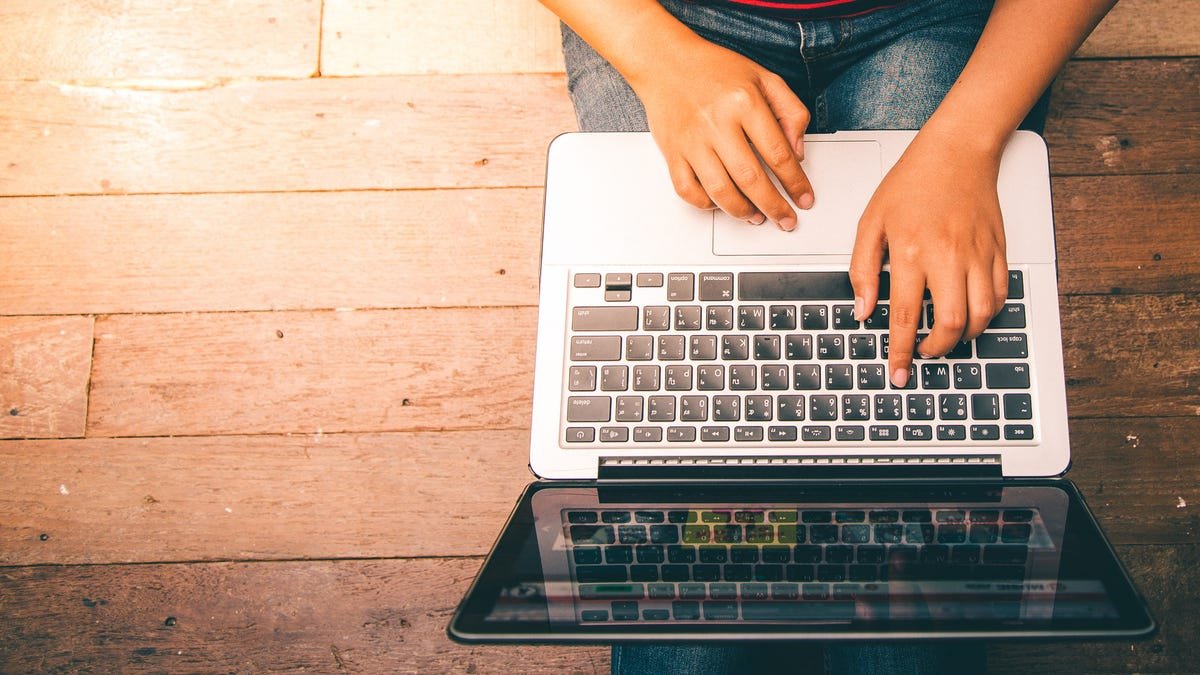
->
<box><xmin>449</xmin><ymin>131</ymin><xmax>1154</xmax><ymax>642</ymax></box>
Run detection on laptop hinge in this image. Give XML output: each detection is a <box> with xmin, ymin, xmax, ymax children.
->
<box><xmin>597</xmin><ymin>454</ymin><xmax>1003</xmax><ymax>481</ymax></box>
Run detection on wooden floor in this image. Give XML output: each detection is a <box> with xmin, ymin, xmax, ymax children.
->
<box><xmin>1</xmin><ymin>1</ymin><xmax>1197</xmax><ymax>672</ymax></box>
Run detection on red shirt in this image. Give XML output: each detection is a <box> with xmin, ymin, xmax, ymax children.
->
<box><xmin>704</xmin><ymin>0</ymin><xmax>907</xmax><ymax>19</ymax></box>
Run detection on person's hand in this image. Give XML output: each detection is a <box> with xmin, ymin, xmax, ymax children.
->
<box><xmin>849</xmin><ymin>135</ymin><xmax>1008</xmax><ymax>387</ymax></box>
<box><xmin>629</xmin><ymin>38</ymin><xmax>814</xmax><ymax>229</ymax></box>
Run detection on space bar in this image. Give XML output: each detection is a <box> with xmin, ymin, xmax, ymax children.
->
<box><xmin>739</xmin><ymin>272</ymin><xmax>890</xmax><ymax>301</ymax></box>
<box><xmin>740</xmin><ymin>601</ymin><xmax>857</xmax><ymax>621</ymax></box>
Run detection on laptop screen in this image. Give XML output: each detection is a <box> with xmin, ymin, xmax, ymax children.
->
<box><xmin>450</xmin><ymin>480</ymin><xmax>1153</xmax><ymax>642</ymax></box>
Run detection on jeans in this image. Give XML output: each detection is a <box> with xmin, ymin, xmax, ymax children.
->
<box><xmin>557</xmin><ymin>1</ymin><xmax>1037</xmax><ymax>672</ymax></box>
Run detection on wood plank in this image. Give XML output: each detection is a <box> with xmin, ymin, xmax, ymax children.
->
<box><xmin>321</xmin><ymin>0</ymin><xmax>565</xmax><ymax>76</ymax></box>
<box><xmin>1</xmin><ymin>546</ymin><xmax>1194</xmax><ymax>673</ymax></box>
<box><xmin>1077</xmin><ymin>0</ymin><xmax>1200</xmax><ymax>58</ymax></box>
<box><xmin>1</xmin><ymin>174</ymin><xmax>1193</xmax><ymax>317</ymax></box>
<box><xmin>85</xmin><ymin>307</ymin><xmax>537</xmax><ymax>438</ymax></box>
<box><xmin>0</xmin><ymin>75</ymin><xmax>576</xmax><ymax>197</ymax></box>
<box><xmin>0</xmin><ymin>189</ymin><xmax>542</xmax><ymax>316</ymax></box>
<box><xmin>2</xmin><ymin>61</ymin><xmax>1194</xmax><ymax>198</ymax></box>
<box><xmin>0</xmin><ymin>0</ymin><xmax>320</xmax><ymax>80</ymax></box>
<box><xmin>84</xmin><ymin>294</ymin><xmax>1199</xmax><ymax>439</ymax></box>
<box><xmin>0</xmin><ymin>431</ymin><xmax>531</xmax><ymax>566</ymax></box>
<box><xmin>1053</xmin><ymin>174</ymin><xmax>1200</xmax><ymax>296</ymax></box>
<box><xmin>0</xmin><ymin>419</ymin><xmax>1194</xmax><ymax>567</ymax></box>
<box><xmin>1045</xmin><ymin>59</ymin><xmax>1200</xmax><ymax>176</ymax></box>
<box><xmin>0</xmin><ymin>316</ymin><xmax>92</xmax><ymax>439</ymax></box>
<box><xmin>1061</xmin><ymin>294</ymin><xmax>1200</xmax><ymax>418</ymax></box>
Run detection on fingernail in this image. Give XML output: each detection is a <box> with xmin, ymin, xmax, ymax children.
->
<box><xmin>854</xmin><ymin>296</ymin><xmax>865</xmax><ymax>321</ymax></box>
<box><xmin>891</xmin><ymin>367</ymin><xmax>909</xmax><ymax>388</ymax></box>
<box><xmin>917</xmin><ymin>350</ymin><xmax>933</xmax><ymax>360</ymax></box>
<box><xmin>747</xmin><ymin>212</ymin><xmax>766</xmax><ymax>225</ymax></box>
<box><xmin>798</xmin><ymin>192</ymin><xmax>814</xmax><ymax>209</ymax></box>
<box><xmin>779</xmin><ymin>216</ymin><xmax>796</xmax><ymax>231</ymax></box>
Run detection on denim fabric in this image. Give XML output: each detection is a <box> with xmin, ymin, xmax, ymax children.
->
<box><xmin>610</xmin><ymin>641</ymin><xmax>987</xmax><ymax>675</ymax></box>
<box><xmin>562</xmin><ymin>0</ymin><xmax>1048</xmax><ymax>135</ymax></box>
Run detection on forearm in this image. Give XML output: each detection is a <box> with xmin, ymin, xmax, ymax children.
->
<box><xmin>538</xmin><ymin>0</ymin><xmax>705</xmax><ymax>90</ymax></box>
<box><xmin>921</xmin><ymin>0</ymin><xmax>1117</xmax><ymax>154</ymax></box>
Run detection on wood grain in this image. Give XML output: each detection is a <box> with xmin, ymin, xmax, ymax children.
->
<box><xmin>1053</xmin><ymin>174</ymin><xmax>1200</xmax><ymax>296</ymax></box>
<box><xmin>0</xmin><ymin>419</ymin><xmax>1193</xmax><ymax>567</ymax></box>
<box><xmin>1</xmin><ymin>546</ymin><xmax>1193</xmax><ymax>673</ymax></box>
<box><xmin>1076</xmin><ymin>0</ymin><xmax>1200</xmax><ymax>58</ymax></box>
<box><xmin>0</xmin><ymin>74</ymin><xmax>576</xmax><ymax>197</ymax></box>
<box><xmin>0</xmin><ymin>0</ymin><xmax>320</xmax><ymax>80</ymax></box>
<box><xmin>0</xmin><ymin>189</ymin><xmax>542</xmax><ymax>316</ymax></box>
<box><xmin>1044</xmin><ymin>59</ymin><xmax>1200</xmax><ymax>177</ymax></box>
<box><xmin>0</xmin><ymin>430</ymin><xmax>531</xmax><ymax>566</ymax></box>
<box><xmin>321</xmin><ymin>0</ymin><xmax>566</xmax><ymax>76</ymax></box>
<box><xmin>1061</xmin><ymin>294</ymin><xmax>1200</xmax><ymax>419</ymax></box>
<box><xmin>2</xmin><ymin>61</ymin><xmax>1196</xmax><ymax>198</ymax></box>
<box><xmin>0</xmin><ymin>316</ymin><xmax>93</xmax><ymax>439</ymax></box>
<box><xmin>85</xmin><ymin>307</ymin><xmax>537</xmax><ymax>438</ymax></box>
<box><xmin>0</xmin><ymin>174</ymin><xmax>1194</xmax><ymax>317</ymax></box>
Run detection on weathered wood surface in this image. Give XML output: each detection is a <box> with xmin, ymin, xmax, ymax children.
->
<box><xmin>0</xmin><ymin>0</ymin><xmax>321</xmax><ymax>80</ymax></box>
<box><xmin>0</xmin><ymin>545</ymin><xmax>1192</xmax><ymax>673</ymax></box>
<box><xmin>0</xmin><ymin>75</ymin><xmax>576</xmax><ymax>197</ymax></box>
<box><xmin>0</xmin><ymin>173</ymin><xmax>1194</xmax><ymax>317</ymax></box>
<box><xmin>0</xmin><ymin>189</ymin><xmax>542</xmax><ymax>316</ymax></box>
<box><xmin>0</xmin><ymin>316</ymin><xmax>93</xmax><ymax>440</ymax></box>
<box><xmin>1075</xmin><ymin>0</ymin><xmax>1200</xmax><ymax>58</ymax></box>
<box><xmin>0</xmin><ymin>419</ymin><xmax>1194</xmax><ymax>567</ymax></box>
<box><xmin>85</xmin><ymin>307</ymin><xmax>537</xmax><ymax>438</ymax></box>
<box><xmin>321</xmin><ymin>0</ymin><xmax>566</xmax><ymax>76</ymax></box>
<box><xmin>2</xmin><ymin>61</ymin><xmax>1197</xmax><ymax>198</ymax></box>
<box><xmin>78</xmin><ymin>295</ymin><xmax>1199</xmax><ymax>440</ymax></box>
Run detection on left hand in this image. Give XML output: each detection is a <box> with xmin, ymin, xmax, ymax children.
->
<box><xmin>848</xmin><ymin>135</ymin><xmax>1008</xmax><ymax>388</ymax></box>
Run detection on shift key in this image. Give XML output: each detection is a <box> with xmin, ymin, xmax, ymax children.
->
<box><xmin>573</xmin><ymin>306</ymin><xmax>639</xmax><ymax>331</ymax></box>
<box><xmin>976</xmin><ymin>333</ymin><xmax>1028</xmax><ymax>358</ymax></box>
<box><xmin>571</xmin><ymin>336</ymin><xmax>623</xmax><ymax>361</ymax></box>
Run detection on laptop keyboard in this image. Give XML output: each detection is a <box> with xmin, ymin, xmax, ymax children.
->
<box><xmin>563</xmin><ymin>506</ymin><xmax>1053</xmax><ymax>623</ymax></box>
<box><xmin>562</xmin><ymin>269</ymin><xmax>1037</xmax><ymax>449</ymax></box>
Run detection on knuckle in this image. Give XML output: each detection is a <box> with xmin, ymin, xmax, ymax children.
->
<box><xmin>937</xmin><ymin>312</ymin><xmax>967</xmax><ymax>333</ymax></box>
<box><xmin>969</xmin><ymin>306</ymin><xmax>994</xmax><ymax>327</ymax></box>
<box><xmin>759</xmin><ymin>139</ymin><xmax>795</xmax><ymax>169</ymax></box>
<box><xmin>729</xmin><ymin>162</ymin><xmax>763</xmax><ymax>187</ymax></box>
<box><xmin>707</xmin><ymin>181</ymin><xmax>740</xmax><ymax>205</ymax></box>
<box><xmin>890</xmin><ymin>305</ymin><xmax>920</xmax><ymax>327</ymax></box>
<box><xmin>673</xmin><ymin>182</ymin><xmax>712</xmax><ymax>208</ymax></box>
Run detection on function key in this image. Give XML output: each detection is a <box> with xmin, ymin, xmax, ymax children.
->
<box><xmin>565</xmin><ymin>427</ymin><xmax>595</xmax><ymax>443</ymax></box>
<box><xmin>568</xmin><ymin>511</ymin><xmax>599</xmax><ymax>523</ymax></box>
<box><xmin>1004</xmin><ymin>424</ymin><xmax>1035</xmax><ymax>440</ymax></box>
<box><xmin>637</xmin><ymin>273</ymin><xmax>664</xmax><ymax>287</ymax></box>
<box><xmin>602</xmin><ymin>511</ymin><xmax>631</xmax><ymax>523</ymax></box>
<box><xmin>574</xmin><ymin>273</ymin><xmax>601</xmax><ymax>288</ymax></box>
<box><xmin>1008</xmin><ymin>270</ymin><xmax>1025</xmax><ymax>299</ymax></box>
<box><xmin>970</xmin><ymin>424</ymin><xmax>1001</xmax><ymax>441</ymax></box>
<box><xmin>667</xmin><ymin>273</ymin><xmax>695</xmax><ymax>301</ymax></box>
<box><xmin>699</xmin><ymin>272</ymin><xmax>735</xmax><ymax>301</ymax></box>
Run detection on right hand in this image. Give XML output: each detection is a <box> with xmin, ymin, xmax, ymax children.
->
<box><xmin>630</xmin><ymin>39</ymin><xmax>814</xmax><ymax>229</ymax></box>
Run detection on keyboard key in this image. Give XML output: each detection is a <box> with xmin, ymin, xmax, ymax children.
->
<box><xmin>565</xmin><ymin>427</ymin><xmax>595</xmax><ymax>443</ymax></box>
<box><xmin>906</xmin><ymin>394</ymin><xmax>935</xmax><ymax>420</ymax></box>
<box><xmin>746</xmin><ymin>395</ymin><xmax>773</xmax><ymax>421</ymax></box>
<box><xmin>567</xmin><ymin>397</ymin><xmax>611</xmax><ymax>422</ymax></box>
<box><xmin>777</xmin><ymin>395</ymin><xmax>806</xmax><ymax>421</ymax></box>
<box><xmin>572</xmin><ymin>306</ymin><xmax>638</xmax><ymax>331</ymax></box>
<box><xmin>636</xmin><ymin>272</ymin><xmax>663</xmax><ymax>287</ymax></box>
<box><xmin>856</xmin><ymin>364</ymin><xmax>886</xmax><ymax>390</ymax></box>
<box><xmin>657</xmin><ymin>336</ymin><xmax>685</xmax><ymax>360</ymax></box>
<box><xmin>802</xmin><ymin>425</ymin><xmax>832</xmax><ymax>441</ymax></box>
<box><xmin>817</xmin><ymin>334</ymin><xmax>844</xmax><ymax>359</ymax></box>
<box><xmin>987</xmin><ymin>363</ymin><xmax>1031</xmax><ymax>389</ymax></box>
<box><xmin>825</xmin><ymin>364</ymin><xmax>854</xmax><ymax>390</ymax></box>
<box><xmin>1004</xmin><ymin>424</ymin><xmax>1035</xmax><ymax>440</ymax></box>
<box><xmin>632</xmin><ymin>365</ymin><xmax>660</xmax><ymax>391</ymax></box>
<box><xmin>833</xmin><ymin>304</ymin><xmax>858</xmax><ymax>329</ymax></box>
<box><xmin>734</xmin><ymin>426</ymin><xmax>763</xmax><ymax>441</ymax></box>
<box><xmin>842</xmin><ymin>395</ymin><xmax>870</xmax><ymax>421</ymax></box>
<box><xmin>599</xmin><ymin>427</ymin><xmax>629</xmax><ymax>442</ymax></box>
<box><xmin>615</xmin><ymin>396</ymin><xmax>643</xmax><ymax>422</ymax></box>
<box><xmin>570</xmin><ymin>525</ymin><xmax>615</xmax><ymax>545</ymax></box>
<box><xmin>672</xmin><ymin>601</ymin><xmax>701</xmax><ymax>620</ymax></box>
<box><xmin>601</xmin><ymin>365</ymin><xmax>628</xmax><ymax>391</ymax></box>
<box><xmin>707</xmin><ymin>306</ymin><xmax>734</xmax><ymax>331</ymax></box>
<box><xmin>971</xmin><ymin>394</ymin><xmax>1000</xmax><ymax>420</ymax></box>
<box><xmin>738</xmin><ymin>306</ymin><xmax>765</xmax><ymax>331</ymax></box>
<box><xmin>650</xmin><ymin>525</ymin><xmax>679</xmax><ymax>543</ymax></box>
<box><xmin>937</xmin><ymin>424</ymin><xmax>967</xmax><ymax>440</ymax></box>
<box><xmin>723</xmin><ymin>335</ymin><xmax>751</xmax><ymax>361</ymax></box>
<box><xmin>667</xmin><ymin>426</ymin><xmax>696</xmax><ymax>442</ymax></box>
<box><xmin>647</xmin><ymin>396</ymin><xmax>675</xmax><ymax>421</ymax></box>
<box><xmin>699</xmin><ymin>272</ymin><xmax>734</xmax><ymax>301</ymax></box>
<box><xmin>921</xmin><ymin>363</ymin><xmax>950</xmax><ymax>390</ymax></box>
<box><xmin>786</xmin><ymin>334</ymin><xmax>813</xmax><ymax>360</ymax></box>
<box><xmin>849</xmin><ymin>334</ymin><xmax>876</xmax><ymax>359</ymax></box>
<box><xmin>675</xmin><ymin>306</ymin><xmax>702</xmax><ymax>331</ymax></box>
<box><xmin>976</xmin><ymin>333</ymin><xmax>1028</xmax><ymax>358</ymax></box>
<box><xmin>939</xmin><ymin>393</ymin><xmax>968</xmax><ymax>420</ymax></box>
<box><xmin>768</xmin><ymin>426</ymin><xmax>798</xmax><ymax>441</ymax></box>
<box><xmin>761</xmin><ymin>365</ymin><xmax>789</xmax><ymax>390</ymax></box>
<box><xmin>769</xmin><ymin>305</ymin><xmax>797</xmax><ymax>330</ymax></box>
<box><xmin>874</xmin><ymin>394</ymin><xmax>903</xmax><ymax>421</ymax></box>
<box><xmin>729</xmin><ymin>364</ymin><xmax>756</xmax><ymax>389</ymax></box>
<box><xmin>568</xmin><ymin>511</ymin><xmax>598</xmax><ymax>524</ymax></box>
<box><xmin>903</xmin><ymin>425</ymin><xmax>933</xmax><ymax>441</ymax></box>
<box><xmin>569</xmin><ymin>366</ymin><xmax>597</xmax><ymax>391</ymax></box>
<box><xmin>801</xmin><ymin>305</ymin><xmax>829</xmax><ymax>330</ymax></box>
<box><xmin>664</xmin><ymin>365</ymin><xmax>693</xmax><ymax>390</ymax></box>
<box><xmin>738</xmin><ymin>272</ymin><xmax>860</xmax><ymax>301</ymax></box>
<box><xmin>954</xmin><ymin>363</ymin><xmax>982</xmax><ymax>389</ymax></box>
<box><xmin>754</xmin><ymin>335</ymin><xmax>781</xmax><ymax>360</ymax></box>
<box><xmin>989</xmin><ymin>303</ymin><xmax>1027</xmax><ymax>329</ymax></box>
<box><xmin>836</xmin><ymin>425</ymin><xmax>866</xmax><ymax>441</ymax></box>
<box><xmin>701</xmin><ymin>426</ymin><xmax>730</xmax><ymax>442</ymax></box>
<box><xmin>970</xmin><ymin>424</ymin><xmax>1001</xmax><ymax>441</ymax></box>
<box><xmin>574</xmin><ymin>273</ymin><xmax>601</xmax><ymax>288</ymax></box>
<box><xmin>667</xmin><ymin>272</ymin><xmax>695</xmax><ymax>301</ymax></box>
<box><xmin>1007</xmin><ymin>270</ymin><xmax>1024</xmax><ymax>299</ymax></box>
<box><xmin>680</xmin><ymin>395</ymin><xmax>708</xmax><ymax>421</ymax></box>
<box><xmin>1003</xmin><ymin>393</ymin><xmax>1033</xmax><ymax>420</ymax></box>
<box><xmin>570</xmin><ymin>336</ymin><xmax>622</xmax><ymax>361</ymax></box>
<box><xmin>626</xmin><ymin>335</ymin><xmax>654</xmax><ymax>361</ymax></box>
<box><xmin>810</xmin><ymin>395</ymin><xmax>838</xmax><ymax>421</ymax></box>
<box><xmin>643</xmin><ymin>306</ymin><xmax>671</xmax><ymax>331</ymax></box>
<box><xmin>712</xmin><ymin>395</ymin><xmax>740</xmax><ymax>421</ymax></box>
<box><xmin>869</xmin><ymin>425</ymin><xmax>899</xmax><ymax>441</ymax></box>
<box><xmin>643</xmin><ymin>609</ymin><xmax>670</xmax><ymax>621</ymax></box>
<box><xmin>864</xmin><ymin>304</ymin><xmax>889</xmax><ymax>330</ymax></box>
<box><xmin>793</xmin><ymin>365</ymin><xmax>822</xmax><ymax>390</ymax></box>
<box><xmin>690</xmin><ymin>335</ymin><xmax>718</xmax><ymax>361</ymax></box>
<box><xmin>635</xmin><ymin>511</ymin><xmax>665</xmax><ymax>524</ymax></box>
<box><xmin>580</xmin><ymin>610</ymin><xmax>609</xmax><ymax>622</ymax></box>
<box><xmin>611</xmin><ymin>600</ymin><xmax>639</xmax><ymax>621</ymax></box>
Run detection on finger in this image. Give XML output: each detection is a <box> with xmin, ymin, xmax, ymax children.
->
<box><xmin>849</xmin><ymin>213</ymin><xmax>886</xmax><ymax>321</ymax></box>
<box><xmin>666</xmin><ymin>159</ymin><xmax>717</xmax><ymax>211</ymax></box>
<box><xmin>689</xmin><ymin>149</ymin><xmax>763</xmax><ymax>223</ymax></box>
<box><xmin>743</xmin><ymin>101</ymin><xmax>814</xmax><ymax>212</ymax></box>
<box><xmin>992</xmin><ymin>254</ymin><xmax>1010</xmax><ymax>318</ymax></box>
<box><xmin>963</xmin><ymin>263</ymin><xmax>998</xmax><ymax>341</ymax></box>
<box><xmin>887</xmin><ymin>267</ymin><xmax>925</xmax><ymax>387</ymax></box>
<box><xmin>712</xmin><ymin>135</ymin><xmax>797</xmax><ymax>230</ymax></box>
<box><xmin>758</xmin><ymin>72</ymin><xmax>810</xmax><ymax>158</ymax></box>
<box><xmin>919</xmin><ymin>271</ymin><xmax>968</xmax><ymax>358</ymax></box>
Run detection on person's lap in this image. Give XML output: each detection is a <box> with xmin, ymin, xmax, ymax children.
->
<box><xmin>558</xmin><ymin>2</ymin><xmax>1033</xmax><ymax>672</ymax></box>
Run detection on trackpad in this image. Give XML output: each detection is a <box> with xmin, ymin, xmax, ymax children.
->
<box><xmin>713</xmin><ymin>140</ymin><xmax>882</xmax><ymax>256</ymax></box>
